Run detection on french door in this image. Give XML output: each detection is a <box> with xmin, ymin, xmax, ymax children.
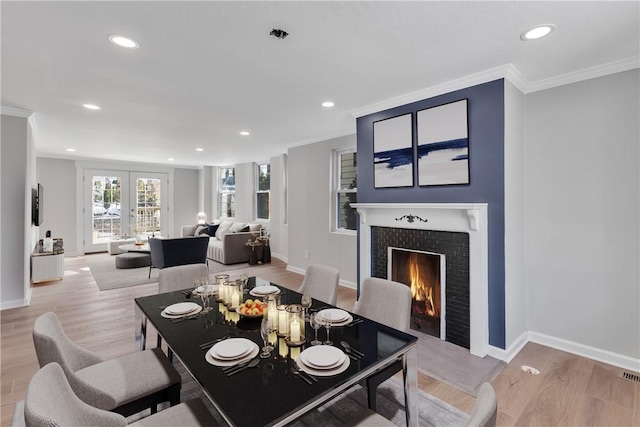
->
<box><xmin>84</xmin><ymin>170</ymin><xmax>168</xmax><ymax>253</ymax></box>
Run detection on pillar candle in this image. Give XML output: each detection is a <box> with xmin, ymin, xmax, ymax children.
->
<box><xmin>290</xmin><ymin>319</ymin><xmax>301</xmax><ymax>342</ymax></box>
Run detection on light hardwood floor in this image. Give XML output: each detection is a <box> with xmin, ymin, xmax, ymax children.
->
<box><xmin>1</xmin><ymin>255</ymin><xmax>638</xmax><ymax>426</ymax></box>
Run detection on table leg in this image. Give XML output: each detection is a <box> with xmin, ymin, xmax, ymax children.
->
<box><xmin>403</xmin><ymin>345</ymin><xmax>418</xmax><ymax>427</ymax></box>
<box><xmin>134</xmin><ymin>304</ymin><xmax>147</xmax><ymax>351</ymax></box>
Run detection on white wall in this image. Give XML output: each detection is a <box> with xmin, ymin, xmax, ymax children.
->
<box><xmin>1</xmin><ymin>113</ymin><xmax>36</xmax><ymax>309</ymax></box>
<box><xmin>288</xmin><ymin>134</ymin><xmax>357</xmax><ymax>286</ymax></box>
<box><xmin>504</xmin><ymin>80</ymin><xmax>527</xmax><ymax>350</ymax></box>
<box><xmin>173</xmin><ymin>168</ymin><xmax>199</xmax><ymax>236</ymax></box>
<box><xmin>269</xmin><ymin>154</ymin><xmax>288</xmax><ymax>260</ymax></box>
<box><xmin>36</xmin><ymin>158</ymin><xmax>77</xmax><ymax>254</ymax></box>
<box><xmin>524</xmin><ymin>69</ymin><xmax>640</xmax><ymax>362</ymax></box>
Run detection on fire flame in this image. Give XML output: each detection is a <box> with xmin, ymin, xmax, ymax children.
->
<box><xmin>409</xmin><ymin>254</ymin><xmax>439</xmax><ymax>317</ymax></box>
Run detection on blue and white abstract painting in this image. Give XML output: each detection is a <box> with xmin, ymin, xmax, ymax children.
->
<box><xmin>373</xmin><ymin>113</ymin><xmax>413</xmax><ymax>188</ymax></box>
<box><xmin>417</xmin><ymin>99</ymin><xmax>469</xmax><ymax>186</ymax></box>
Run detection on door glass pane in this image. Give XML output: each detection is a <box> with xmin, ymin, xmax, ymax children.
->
<box><xmin>91</xmin><ymin>176</ymin><xmax>122</xmax><ymax>244</ymax></box>
<box><xmin>135</xmin><ymin>178</ymin><xmax>161</xmax><ymax>236</ymax></box>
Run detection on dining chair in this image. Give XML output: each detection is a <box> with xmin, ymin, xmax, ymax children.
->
<box><xmin>352</xmin><ymin>277</ymin><xmax>411</xmax><ymax>411</ymax></box>
<box><xmin>298</xmin><ymin>264</ymin><xmax>340</xmax><ymax>305</ymax></box>
<box><xmin>24</xmin><ymin>362</ymin><xmax>219</xmax><ymax>427</ymax></box>
<box><xmin>149</xmin><ymin>236</ymin><xmax>209</xmax><ymax>278</ymax></box>
<box><xmin>32</xmin><ymin>312</ymin><xmax>181</xmax><ymax>417</ymax></box>
<box><xmin>158</xmin><ymin>263</ymin><xmax>209</xmax><ymax>294</ymax></box>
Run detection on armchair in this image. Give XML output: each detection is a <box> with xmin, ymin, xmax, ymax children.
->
<box><xmin>148</xmin><ymin>236</ymin><xmax>208</xmax><ymax>278</ymax></box>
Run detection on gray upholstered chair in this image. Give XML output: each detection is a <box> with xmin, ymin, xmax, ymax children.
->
<box><xmin>298</xmin><ymin>264</ymin><xmax>340</xmax><ymax>306</ymax></box>
<box><xmin>32</xmin><ymin>312</ymin><xmax>181</xmax><ymax>417</ymax></box>
<box><xmin>346</xmin><ymin>382</ymin><xmax>497</xmax><ymax>427</ymax></box>
<box><xmin>149</xmin><ymin>236</ymin><xmax>209</xmax><ymax>278</ymax></box>
<box><xmin>465</xmin><ymin>382</ymin><xmax>498</xmax><ymax>427</ymax></box>
<box><xmin>353</xmin><ymin>277</ymin><xmax>412</xmax><ymax>411</ymax></box>
<box><xmin>353</xmin><ymin>277</ymin><xmax>411</xmax><ymax>332</ymax></box>
<box><xmin>159</xmin><ymin>264</ymin><xmax>209</xmax><ymax>294</ymax></box>
<box><xmin>24</xmin><ymin>362</ymin><xmax>219</xmax><ymax>427</ymax></box>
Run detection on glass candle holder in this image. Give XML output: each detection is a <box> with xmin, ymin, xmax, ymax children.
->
<box><xmin>215</xmin><ymin>274</ymin><xmax>229</xmax><ymax>302</ymax></box>
<box><xmin>228</xmin><ymin>281</ymin><xmax>243</xmax><ymax>310</ymax></box>
<box><xmin>276</xmin><ymin>305</ymin><xmax>289</xmax><ymax>337</ymax></box>
<box><xmin>286</xmin><ymin>304</ymin><xmax>305</xmax><ymax>346</ymax></box>
<box><xmin>264</xmin><ymin>295</ymin><xmax>280</xmax><ymax>331</ymax></box>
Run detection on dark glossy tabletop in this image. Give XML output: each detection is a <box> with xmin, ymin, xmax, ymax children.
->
<box><xmin>135</xmin><ymin>277</ymin><xmax>417</xmax><ymax>427</ymax></box>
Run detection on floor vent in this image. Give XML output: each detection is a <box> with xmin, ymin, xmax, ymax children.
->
<box><xmin>621</xmin><ymin>371</ymin><xmax>640</xmax><ymax>383</ymax></box>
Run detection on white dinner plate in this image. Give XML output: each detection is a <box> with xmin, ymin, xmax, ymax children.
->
<box><xmin>211</xmin><ymin>338</ymin><xmax>253</xmax><ymax>360</ymax></box>
<box><xmin>318</xmin><ymin>309</ymin><xmax>350</xmax><ymax>323</ymax></box>
<box><xmin>161</xmin><ymin>305</ymin><xmax>202</xmax><ymax>319</ymax></box>
<box><xmin>165</xmin><ymin>302</ymin><xmax>201</xmax><ymax>315</ymax></box>
<box><xmin>205</xmin><ymin>343</ymin><xmax>259</xmax><ymax>367</ymax></box>
<box><xmin>296</xmin><ymin>353</ymin><xmax>351</xmax><ymax>377</ymax></box>
<box><xmin>249</xmin><ymin>286</ymin><xmax>281</xmax><ymax>297</ymax></box>
<box><xmin>299</xmin><ymin>346</ymin><xmax>346</xmax><ymax>370</ymax></box>
<box><xmin>193</xmin><ymin>285</ymin><xmax>218</xmax><ymax>296</ymax></box>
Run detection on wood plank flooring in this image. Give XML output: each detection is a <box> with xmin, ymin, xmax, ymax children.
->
<box><xmin>1</xmin><ymin>255</ymin><xmax>638</xmax><ymax>426</ymax></box>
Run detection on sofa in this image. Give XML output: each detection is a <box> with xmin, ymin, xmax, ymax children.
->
<box><xmin>181</xmin><ymin>220</ymin><xmax>262</xmax><ymax>265</ymax></box>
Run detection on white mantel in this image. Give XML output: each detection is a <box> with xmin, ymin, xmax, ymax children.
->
<box><xmin>352</xmin><ymin>203</ymin><xmax>489</xmax><ymax>357</ymax></box>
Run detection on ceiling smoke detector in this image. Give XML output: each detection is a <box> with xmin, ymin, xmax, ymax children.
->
<box><xmin>270</xmin><ymin>29</ymin><xmax>289</xmax><ymax>40</ymax></box>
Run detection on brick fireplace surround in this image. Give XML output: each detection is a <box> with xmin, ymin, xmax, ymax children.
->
<box><xmin>352</xmin><ymin>203</ymin><xmax>489</xmax><ymax>357</ymax></box>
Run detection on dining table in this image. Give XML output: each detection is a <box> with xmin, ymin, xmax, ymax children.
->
<box><xmin>134</xmin><ymin>276</ymin><xmax>418</xmax><ymax>427</ymax></box>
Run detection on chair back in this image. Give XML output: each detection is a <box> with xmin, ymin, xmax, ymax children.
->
<box><xmin>159</xmin><ymin>264</ymin><xmax>210</xmax><ymax>293</ymax></box>
<box><xmin>32</xmin><ymin>312</ymin><xmax>103</xmax><ymax>373</ymax></box>
<box><xmin>153</xmin><ymin>237</ymin><xmax>209</xmax><ymax>270</ymax></box>
<box><xmin>24</xmin><ymin>362</ymin><xmax>127</xmax><ymax>427</ymax></box>
<box><xmin>464</xmin><ymin>383</ymin><xmax>497</xmax><ymax>427</ymax></box>
<box><xmin>353</xmin><ymin>277</ymin><xmax>411</xmax><ymax>332</ymax></box>
<box><xmin>298</xmin><ymin>264</ymin><xmax>340</xmax><ymax>305</ymax></box>
<box><xmin>149</xmin><ymin>237</ymin><xmax>166</xmax><ymax>269</ymax></box>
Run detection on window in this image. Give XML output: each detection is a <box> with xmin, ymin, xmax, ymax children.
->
<box><xmin>334</xmin><ymin>150</ymin><xmax>357</xmax><ymax>231</ymax></box>
<box><xmin>219</xmin><ymin>167</ymin><xmax>235</xmax><ymax>218</ymax></box>
<box><xmin>256</xmin><ymin>163</ymin><xmax>270</xmax><ymax>220</ymax></box>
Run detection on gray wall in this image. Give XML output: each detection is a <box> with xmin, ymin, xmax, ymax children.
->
<box><xmin>288</xmin><ymin>134</ymin><xmax>357</xmax><ymax>286</ymax></box>
<box><xmin>524</xmin><ymin>69</ymin><xmax>640</xmax><ymax>360</ymax></box>
<box><xmin>269</xmin><ymin>154</ymin><xmax>288</xmax><ymax>260</ymax></box>
<box><xmin>173</xmin><ymin>168</ymin><xmax>199</xmax><ymax>237</ymax></box>
<box><xmin>36</xmin><ymin>158</ymin><xmax>77</xmax><ymax>253</ymax></box>
<box><xmin>1</xmin><ymin>114</ymin><xmax>36</xmax><ymax>309</ymax></box>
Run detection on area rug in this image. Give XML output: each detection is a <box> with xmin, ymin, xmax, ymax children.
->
<box><xmin>86</xmin><ymin>252</ymin><xmax>254</xmax><ymax>291</ymax></box>
<box><xmin>124</xmin><ymin>359</ymin><xmax>470</xmax><ymax>427</ymax></box>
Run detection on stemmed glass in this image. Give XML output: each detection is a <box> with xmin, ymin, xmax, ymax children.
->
<box><xmin>300</xmin><ymin>290</ymin><xmax>312</xmax><ymax>321</ymax></box>
<box><xmin>259</xmin><ymin>319</ymin><xmax>272</xmax><ymax>359</ymax></box>
<box><xmin>323</xmin><ymin>317</ymin><xmax>333</xmax><ymax>345</ymax></box>
<box><xmin>198</xmin><ymin>276</ymin><xmax>213</xmax><ymax>314</ymax></box>
<box><xmin>309</xmin><ymin>313</ymin><xmax>322</xmax><ymax>346</ymax></box>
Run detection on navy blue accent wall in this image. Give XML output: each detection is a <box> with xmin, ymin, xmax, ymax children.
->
<box><xmin>356</xmin><ymin>79</ymin><xmax>505</xmax><ymax>349</ymax></box>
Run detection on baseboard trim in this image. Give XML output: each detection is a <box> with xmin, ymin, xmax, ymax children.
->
<box><xmin>1</xmin><ymin>297</ymin><xmax>29</xmax><ymax>311</ymax></box>
<box><xmin>487</xmin><ymin>331</ymin><xmax>529</xmax><ymax>363</ymax></box>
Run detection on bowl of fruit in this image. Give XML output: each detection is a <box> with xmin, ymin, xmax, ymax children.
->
<box><xmin>237</xmin><ymin>299</ymin><xmax>264</xmax><ymax>318</ymax></box>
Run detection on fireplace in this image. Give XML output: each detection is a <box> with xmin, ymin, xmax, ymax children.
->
<box><xmin>388</xmin><ymin>247</ymin><xmax>445</xmax><ymax>339</ymax></box>
<box><xmin>352</xmin><ymin>203</ymin><xmax>489</xmax><ymax>357</ymax></box>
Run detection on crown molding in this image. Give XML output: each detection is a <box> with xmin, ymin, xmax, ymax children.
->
<box><xmin>351</xmin><ymin>58</ymin><xmax>640</xmax><ymax>117</ymax></box>
<box><xmin>1</xmin><ymin>106</ymin><xmax>33</xmax><ymax>118</ymax></box>
<box><xmin>525</xmin><ymin>56</ymin><xmax>640</xmax><ymax>94</ymax></box>
<box><xmin>287</xmin><ymin>128</ymin><xmax>355</xmax><ymax>150</ymax></box>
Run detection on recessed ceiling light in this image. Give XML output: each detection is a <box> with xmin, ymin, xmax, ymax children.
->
<box><xmin>66</xmin><ymin>148</ymin><xmax>76</xmax><ymax>152</ymax></box>
<box><xmin>82</xmin><ymin>104</ymin><xmax>101</xmax><ymax>110</ymax></box>
<box><xmin>240</xmin><ymin>131</ymin><xmax>250</xmax><ymax>136</ymax></box>
<box><xmin>195</xmin><ymin>148</ymin><xmax>204</xmax><ymax>152</ymax></box>
<box><xmin>520</xmin><ymin>24</ymin><xmax>555</xmax><ymax>41</ymax></box>
<box><xmin>108</xmin><ymin>35</ymin><xmax>139</xmax><ymax>49</ymax></box>
<box><xmin>168</xmin><ymin>158</ymin><xmax>175</xmax><ymax>161</ymax></box>
<box><xmin>322</xmin><ymin>101</ymin><xmax>335</xmax><ymax>108</ymax></box>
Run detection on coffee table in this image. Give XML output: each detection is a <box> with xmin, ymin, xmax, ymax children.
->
<box><xmin>134</xmin><ymin>277</ymin><xmax>418</xmax><ymax>426</ymax></box>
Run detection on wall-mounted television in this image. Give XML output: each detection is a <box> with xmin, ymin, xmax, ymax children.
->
<box><xmin>32</xmin><ymin>183</ymin><xmax>43</xmax><ymax>226</ymax></box>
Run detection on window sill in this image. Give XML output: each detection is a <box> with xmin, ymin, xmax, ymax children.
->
<box><xmin>331</xmin><ymin>229</ymin><xmax>357</xmax><ymax>237</ymax></box>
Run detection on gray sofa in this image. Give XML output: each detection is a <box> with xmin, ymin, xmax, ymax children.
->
<box><xmin>181</xmin><ymin>221</ymin><xmax>261</xmax><ymax>265</ymax></box>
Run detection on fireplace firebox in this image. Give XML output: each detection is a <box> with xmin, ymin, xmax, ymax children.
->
<box><xmin>388</xmin><ymin>247</ymin><xmax>446</xmax><ymax>339</ymax></box>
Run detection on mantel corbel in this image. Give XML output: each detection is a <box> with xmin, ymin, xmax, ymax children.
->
<box><xmin>466</xmin><ymin>208</ymin><xmax>480</xmax><ymax>231</ymax></box>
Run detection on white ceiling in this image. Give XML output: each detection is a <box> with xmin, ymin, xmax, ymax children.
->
<box><xmin>2</xmin><ymin>1</ymin><xmax>638</xmax><ymax>167</ymax></box>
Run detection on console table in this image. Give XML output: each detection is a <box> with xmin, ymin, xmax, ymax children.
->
<box><xmin>31</xmin><ymin>252</ymin><xmax>64</xmax><ymax>283</ymax></box>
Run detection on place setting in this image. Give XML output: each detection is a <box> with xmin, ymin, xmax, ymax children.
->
<box><xmin>205</xmin><ymin>337</ymin><xmax>260</xmax><ymax>375</ymax></box>
<box><xmin>249</xmin><ymin>284</ymin><xmax>281</xmax><ymax>298</ymax></box>
<box><xmin>160</xmin><ymin>302</ymin><xmax>202</xmax><ymax>321</ymax></box>
<box><xmin>295</xmin><ymin>345</ymin><xmax>351</xmax><ymax>377</ymax></box>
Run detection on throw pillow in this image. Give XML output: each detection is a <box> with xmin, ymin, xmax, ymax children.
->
<box><xmin>240</xmin><ymin>225</ymin><xmax>250</xmax><ymax>232</ymax></box>
<box><xmin>205</xmin><ymin>222</ymin><xmax>220</xmax><ymax>236</ymax></box>
<box><xmin>230</xmin><ymin>222</ymin><xmax>248</xmax><ymax>233</ymax></box>
<box><xmin>215</xmin><ymin>220</ymin><xmax>234</xmax><ymax>240</ymax></box>
<box><xmin>194</xmin><ymin>225</ymin><xmax>208</xmax><ymax>236</ymax></box>
<box><xmin>247</xmin><ymin>223</ymin><xmax>262</xmax><ymax>232</ymax></box>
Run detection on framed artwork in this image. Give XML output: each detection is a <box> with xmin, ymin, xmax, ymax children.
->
<box><xmin>373</xmin><ymin>113</ymin><xmax>414</xmax><ymax>188</ymax></box>
<box><xmin>417</xmin><ymin>99</ymin><xmax>469</xmax><ymax>186</ymax></box>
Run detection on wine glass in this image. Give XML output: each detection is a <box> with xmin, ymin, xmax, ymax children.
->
<box><xmin>300</xmin><ymin>290</ymin><xmax>312</xmax><ymax>320</ymax></box>
<box><xmin>199</xmin><ymin>277</ymin><xmax>213</xmax><ymax>314</ymax></box>
<box><xmin>309</xmin><ymin>313</ymin><xmax>322</xmax><ymax>346</ymax></box>
<box><xmin>259</xmin><ymin>319</ymin><xmax>272</xmax><ymax>359</ymax></box>
<box><xmin>323</xmin><ymin>317</ymin><xmax>333</xmax><ymax>346</ymax></box>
